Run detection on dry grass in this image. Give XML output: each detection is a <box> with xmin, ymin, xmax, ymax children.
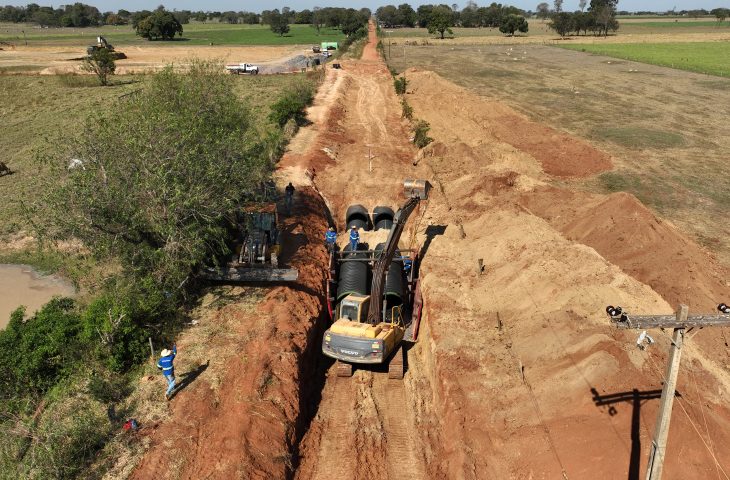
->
<box><xmin>95</xmin><ymin>285</ymin><xmax>265</xmax><ymax>478</ymax></box>
<box><xmin>388</xmin><ymin>44</ymin><xmax>730</xmax><ymax>265</ymax></box>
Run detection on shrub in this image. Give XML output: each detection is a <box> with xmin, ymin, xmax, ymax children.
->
<box><xmin>81</xmin><ymin>295</ymin><xmax>149</xmax><ymax>372</ymax></box>
<box><xmin>268</xmin><ymin>81</ymin><xmax>315</xmax><ymax>127</ymax></box>
<box><xmin>401</xmin><ymin>98</ymin><xmax>413</xmax><ymax>120</ymax></box>
<box><xmin>413</xmin><ymin>120</ymin><xmax>433</xmax><ymax>148</ymax></box>
<box><xmin>394</xmin><ymin>76</ymin><xmax>407</xmax><ymax>95</ymax></box>
<box><xmin>0</xmin><ymin>299</ymin><xmax>83</xmax><ymax>397</ymax></box>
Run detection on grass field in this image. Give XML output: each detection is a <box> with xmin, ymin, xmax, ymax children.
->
<box><xmin>0</xmin><ymin>22</ymin><xmax>345</xmax><ymax>46</ymax></box>
<box><xmin>387</xmin><ymin>44</ymin><xmax>730</xmax><ymax>263</ymax></box>
<box><xmin>383</xmin><ymin>18</ymin><xmax>730</xmax><ymax>39</ymax></box>
<box><xmin>560</xmin><ymin>42</ymin><xmax>730</xmax><ymax>77</ymax></box>
<box><xmin>0</xmin><ymin>72</ymin><xmax>311</xmax><ymax>239</ymax></box>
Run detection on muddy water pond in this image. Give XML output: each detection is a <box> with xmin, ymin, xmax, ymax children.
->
<box><xmin>0</xmin><ymin>264</ymin><xmax>76</xmax><ymax>329</ymax></box>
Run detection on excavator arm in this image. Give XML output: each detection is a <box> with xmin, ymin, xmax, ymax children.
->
<box><xmin>366</xmin><ymin>180</ymin><xmax>429</xmax><ymax>325</ymax></box>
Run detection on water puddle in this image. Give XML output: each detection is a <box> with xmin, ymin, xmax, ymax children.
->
<box><xmin>0</xmin><ymin>264</ymin><xmax>76</xmax><ymax>329</ymax></box>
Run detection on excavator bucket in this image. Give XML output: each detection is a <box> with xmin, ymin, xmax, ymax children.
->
<box><xmin>200</xmin><ymin>266</ymin><xmax>299</xmax><ymax>283</ymax></box>
<box><xmin>403</xmin><ymin>179</ymin><xmax>430</xmax><ymax>200</ymax></box>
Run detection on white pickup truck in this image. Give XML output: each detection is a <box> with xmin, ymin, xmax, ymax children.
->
<box><xmin>225</xmin><ymin>63</ymin><xmax>259</xmax><ymax>75</ymax></box>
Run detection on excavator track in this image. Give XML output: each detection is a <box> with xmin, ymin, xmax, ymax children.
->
<box><xmin>387</xmin><ymin>345</ymin><xmax>405</xmax><ymax>379</ymax></box>
<box><xmin>336</xmin><ymin>361</ymin><xmax>353</xmax><ymax>377</ymax></box>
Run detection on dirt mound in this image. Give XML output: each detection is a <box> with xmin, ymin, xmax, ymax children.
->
<box><xmin>518</xmin><ymin>187</ymin><xmax>730</xmax><ymax>312</ymax></box>
<box><xmin>130</xmin><ymin>189</ymin><xmax>329</xmax><ymax>479</ymax></box>
<box><xmin>406</xmin><ymin>69</ymin><xmax>612</xmax><ymax>178</ymax></box>
<box><xmin>404</xmin><ymin>66</ymin><xmax>730</xmax><ymax>477</ymax></box>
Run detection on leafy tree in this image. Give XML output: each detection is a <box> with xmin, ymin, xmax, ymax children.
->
<box><xmin>397</xmin><ymin>3</ymin><xmax>417</xmax><ymax>27</ymax></box>
<box><xmin>589</xmin><ymin>0</ymin><xmax>618</xmax><ymax>36</ymax></box>
<box><xmin>549</xmin><ymin>12</ymin><xmax>573</xmax><ymax>36</ymax></box>
<box><xmin>579</xmin><ymin>0</ymin><xmax>587</xmax><ymax>12</ymax></box>
<box><xmin>536</xmin><ymin>2</ymin><xmax>550</xmax><ymax>19</ymax></box>
<box><xmin>105</xmin><ymin>13</ymin><xmax>126</xmax><ymax>25</ymax></box>
<box><xmin>35</xmin><ymin>61</ymin><xmax>274</xmax><ymax>300</ymax></box>
<box><xmin>428</xmin><ymin>5</ymin><xmax>456</xmax><ymax>39</ymax></box>
<box><xmin>135</xmin><ymin>8</ymin><xmax>183</xmax><ymax>40</ymax></box>
<box><xmin>553</xmin><ymin>0</ymin><xmax>563</xmax><ymax>13</ymax></box>
<box><xmin>573</xmin><ymin>11</ymin><xmax>593</xmax><ymax>35</ymax></box>
<box><xmin>295</xmin><ymin>9</ymin><xmax>312</xmax><ymax>23</ymax></box>
<box><xmin>416</xmin><ymin>4</ymin><xmax>433</xmax><ymax>27</ymax></box>
<box><xmin>712</xmin><ymin>8</ymin><xmax>729</xmax><ymax>23</ymax></box>
<box><xmin>269</xmin><ymin>10</ymin><xmax>290</xmax><ymax>36</ymax></box>
<box><xmin>81</xmin><ymin>47</ymin><xmax>116</xmax><ymax>86</ymax></box>
<box><xmin>341</xmin><ymin>14</ymin><xmax>365</xmax><ymax>36</ymax></box>
<box><xmin>499</xmin><ymin>14</ymin><xmax>529</xmax><ymax>36</ymax></box>
<box><xmin>377</xmin><ymin>5</ymin><xmax>399</xmax><ymax>27</ymax></box>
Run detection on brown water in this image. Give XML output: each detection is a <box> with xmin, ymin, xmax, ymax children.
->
<box><xmin>0</xmin><ymin>264</ymin><xmax>76</xmax><ymax>329</ymax></box>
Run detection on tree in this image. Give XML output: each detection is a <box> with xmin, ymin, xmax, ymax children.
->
<box><xmin>588</xmin><ymin>0</ymin><xmax>618</xmax><ymax>36</ymax></box>
<box><xmin>499</xmin><ymin>14</ymin><xmax>528</xmax><ymax>36</ymax></box>
<box><xmin>536</xmin><ymin>2</ymin><xmax>550</xmax><ymax>19</ymax></box>
<box><xmin>579</xmin><ymin>0</ymin><xmax>587</xmax><ymax>12</ymax></box>
<box><xmin>36</xmin><ymin>61</ymin><xmax>274</xmax><ymax>299</ymax></box>
<box><xmin>712</xmin><ymin>8</ymin><xmax>729</xmax><ymax>23</ymax></box>
<box><xmin>341</xmin><ymin>11</ymin><xmax>365</xmax><ymax>36</ymax></box>
<box><xmin>311</xmin><ymin>6</ymin><xmax>322</xmax><ymax>32</ymax></box>
<box><xmin>397</xmin><ymin>3</ymin><xmax>417</xmax><ymax>27</ymax></box>
<box><xmin>82</xmin><ymin>47</ymin><xmax>116</xmax><ymax>86</ymax></box>
<box><xmin>269</xmin><ymin>10</ymin><xmax>290</xmax><ymax>36</ymax></box>
<box><xmin>377</xmin><ymin>5</ymin><xmax>399</xmax><ymax>27</ymax></box>
<box><xmin>554</xmin><ymin>0</ymin><xmax>563</xmax><ymax>13</ymax></box>
<box><xmin>416</xmin><ymin>4</ymin><xmax>433</xmax><ymax>27</ymax></box>
<box><xmin>549</xmin><ymin>11</ymin><xmax>573</xmax><ymax>36</ymax></box>
<box><xmin>135</xmin><ymin>8</ymin><xmax>183</xmax><ymax>40</ymax></box>
<box><xmin>427</xmin><ymin>5</ymin><xmax>455</xmax><ymax>39</ymax></box>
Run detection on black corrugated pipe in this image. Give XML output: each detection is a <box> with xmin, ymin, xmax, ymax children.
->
<box><xmin>372</xmin><ymin>206</ymin><xmax>394</xmax><ymax>231</ymax></box>
<box><xmin>375</xmin><ymin>243</ymin><xmax>405</xmax><ymax>305</ymax></box>
<box><xmin>345</xmin><ymin>204</ymin><xmax>371</xmax><ymax>231</ymax></box>
<box><xmin>336</xmin><ymin>244</ymin><xmax>369</xmax><ymax>303</ymax></box>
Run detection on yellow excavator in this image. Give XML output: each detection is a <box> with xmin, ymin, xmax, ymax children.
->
<box><xmin>322</xmin><ymin>179</ymin><xmax>429</xmax><ymax>378</ymax></box>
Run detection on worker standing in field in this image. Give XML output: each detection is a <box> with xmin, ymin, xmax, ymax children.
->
<box><xmin>325</xmin><ymin>226</ymin><xmax>337</xmax><ymax>251</ymax></box>
<box><xmin>349</xmin><ymin>225</ymin><xmax>360</xmax><ymax>251</ymax></box>
<box><xmin>157</xmin><ymin>345</ymin><xmax>177</xmax><ymax>400</ymax></box>
<box><xmin>285</xmin><ymin>182</ymin><xmax>295</xmax><ymax>214</ymax></box>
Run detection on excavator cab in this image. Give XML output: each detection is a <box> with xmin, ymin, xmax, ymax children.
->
<box><xmin>337</xmin><ymin>294</ymin><xmax>370</xmax><ymax>322</ymax></box>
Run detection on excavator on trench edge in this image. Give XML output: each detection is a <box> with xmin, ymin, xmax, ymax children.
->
<box><xmin>322</xmin><ymin>179</ymin><xmax>429</xmax><ymax>379</ymax></box>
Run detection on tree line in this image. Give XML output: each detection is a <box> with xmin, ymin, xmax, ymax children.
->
<box><xmin>0</xmin><ymin>3</ymin><xmax>372</xmax><ymax>29</ymax></box>
<box><xmin>538</xmin><ymin>0</ymin><xmax>619</xmax><ymax>37</ymax></box>
<box><xmin>376</xmin><ymin>2</ymin><xmax>526</xmax><ymax>29</ymax></box>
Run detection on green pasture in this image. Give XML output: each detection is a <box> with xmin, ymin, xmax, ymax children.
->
<box><xmin>0</xmin><ymin>22</ymin><xmax>345</xmax><ymax>46</ymax></box>
<box><xmin>561</xmin><ymin>42</ymin><xmax>730</xmax><ymax>77</ymax></box>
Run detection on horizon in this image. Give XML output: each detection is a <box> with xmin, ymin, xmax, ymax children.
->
<box><xmin>1</xmin><ymin>1</ymin><xmax>727</xmax><ymax>14</ymax></box>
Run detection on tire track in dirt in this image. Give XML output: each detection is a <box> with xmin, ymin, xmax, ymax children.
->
<box><xmin>371</xmin><ymin>373</ymin><xmax>428</xmax><ymax>479</ymax></box>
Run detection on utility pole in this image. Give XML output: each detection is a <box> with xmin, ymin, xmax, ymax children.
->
<box><xmin>606</xmin><ymin>303</ymin><xmax>730</xmax><ymax>480</ymax></box>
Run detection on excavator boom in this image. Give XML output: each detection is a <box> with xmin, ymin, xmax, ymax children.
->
<box><xmin>366</xmin><ymin>179</ymin><xmax>429</xmax><ymax>325</ymax></box>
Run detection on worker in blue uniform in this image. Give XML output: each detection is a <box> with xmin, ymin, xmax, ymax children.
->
<box><xmin>325</xmin><ymin>226</ymin><xmax>337</xmax><ymax>251</ymax></box>
<box><xmin>403</xmin><ymin>257</ymin><xmax>413</xmax><ymax>276</ymax></box>
<box><xmin>349</xmin><ymin>225</ymin><xmax>360</xmax><ymax>251</ymax></box>
<box><xmin>157</xmin><ymin>344</ymin><xmax>177</xmax><ymax>400</ymax></box>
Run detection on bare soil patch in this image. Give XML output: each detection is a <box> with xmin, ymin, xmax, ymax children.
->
<box><xmin>0</xmin><ymin>44</ymin><xmax>307</xmax><ymax>74</ymax></box>
<box><xmin>404</xmin><ymin>68</ymin><xmax>730</xmax><ymax>478</ymax></box>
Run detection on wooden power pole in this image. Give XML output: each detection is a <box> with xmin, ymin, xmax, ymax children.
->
<box><xmin>606</xmin><ymin>303</ymin><xmax>730</xmax><ymax>480</ymax></box>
